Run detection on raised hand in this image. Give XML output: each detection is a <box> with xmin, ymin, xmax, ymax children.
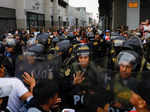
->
<box><xmin>73</xmin><ymin>71</ymin><xmax>85</xmax><ymax>85</ymax></box>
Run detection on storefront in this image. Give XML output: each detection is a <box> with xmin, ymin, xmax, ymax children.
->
<box><xmin>26</xmin><ymin>12</ymin><xmax>45</xmax><ymax>30</ymax></box>
<box><xmin>0</xmin><ymin>7</ymin><xmax>16</xmax><ymax>33</ymax></box>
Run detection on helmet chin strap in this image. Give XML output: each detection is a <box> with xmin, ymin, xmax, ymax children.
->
<box><xmin>78</xmin><ymin>62</ymin><xmax>89</xmax><ymax>68</ymax></box>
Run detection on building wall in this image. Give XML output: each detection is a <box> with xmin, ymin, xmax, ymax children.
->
<box><xmin>140</xmin><ymin>0</ymin><xmax>150</xmax><ymax>21</ymax></box>
<box><xmin>112</xmin><ymin>0</ymin><xmax>127</xmax><ymax>30</ymax></box>
<box><xmin>44</xmin><ymin>0</ymin><xmax>53</xmax><ymax>29</ymax></box>
<box><xmin>15</xmin><ymin>0</ymin><xmax>26</xmax><ymax>29</ymax></box>
<box><xmin>86</xmin><ymin>12</ymin><xmax>93</xmax><ymax>26</ymax></box>
<box><xmin>68</xmin><ymin>6</ymin><xmax>89</xmax><ymax>28</ymax></box>
<box><xmin>0</xmin><ymin>0</ymin><xmax>16</xmax><ymax>9</ymax></box>
<box><xmin>0</xmin><ymin>7</ymin><xmax>16</xmax><ymax>33</ymax></box>
<box><xmin>0</xmin><ymin>0</ymin><xmax>16</xmax><ymax>33</ymax></box>
<box><xmin>0</xmin><ymin>0</ymin><xmax>89</xmax><ymax>31</ymax></box>
<box><xmin>76</xmin><ymin>7</ymin><xmax>87</xmax><ymax>27</ymax></box>
<box><xmin>25</xmin><ymin>0</ymin><xmax>45</xmax><ymax>14</ymax></box>
<box><xmin>68</xmin><ymin>6</ymin><xmax>80</xmax><ymax>27</ymax></box>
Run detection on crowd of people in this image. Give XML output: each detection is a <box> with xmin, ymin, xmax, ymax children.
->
<box><xmin>0</xmin><ymin>19</ymin><xmax>150</xmax><ymax>112</ymax></box>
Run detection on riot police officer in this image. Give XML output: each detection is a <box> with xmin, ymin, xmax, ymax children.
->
<box><xmin>107</xmin><ymin>34</ymin><xmax>126</xmax><ymax>71</ymax></box>
<box><xmin>122</xmin><ymin>36</ymin><xmax>143</xmax><ymax>77</ymax></box>
<box><xmin>106</xmin><ymin>50</ymin><xmax>140</xmax><ymax>111</ymax></box>
<box><xmin>15</xmin><ymin>43</ymin><xmax>54</xmax><ymax>81</ymax></box>
<box><xmin>2</xmin><ymin>37</ymin><xmax>17</xmax><ymax>77</ymax></box>
<box><xmin>36</xmin><ymin>32</ymin><xmax>51</xmax><ymax>54</ymax></box>
<box><xmin>61</xmin><ymin>44</ymin><xmax>104</xmax><ymax>112</ymax></box>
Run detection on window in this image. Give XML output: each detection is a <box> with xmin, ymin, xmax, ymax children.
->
<box><xmin>26</xmin><ymin>12</ymin><xmax>45</xmax><ymax>29</ymax></box>
<box><xmin>51</xmin><ymin>16</ymin><xmax>54</xmax><ymax>26</ymax></box>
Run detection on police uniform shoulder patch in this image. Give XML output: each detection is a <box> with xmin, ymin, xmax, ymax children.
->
<box><xmin>65</xmin><ymin>68</ymin><xmax>71</xmax><ymax>76</ymax></box>
<box><xmin>55</xmin><ymin>46</ymin><xmax>60</xmax><ymax>51</ymax></box>
<box><xmin>100</xmin><ymin>39</ymin><xmax>103</xmax><ymax>42</ymax></box>
<box><xmin>111</xmin><ymin>49</ymin><xmax>115</xmax><ymax>54</ymax></box>
<box><xmin>47</xmin><ymin>54</ymin><xmax>54</xmax><ymax>60</ymax></box>
<box><xmin>18</xmin><ymin>55</ymin><xmax>23</xmax><ymax>61</ymax></box>
<box><xmin>69</xmin><ymin>48</ymin><xmax>73</xmax><ymax>54</ymax></box>
<box><xmin>147</xmin><ymin>62</ymin><xmax>150</xmax><ymax>70</ymax></box>
<box><xmin>73</xmin><ymin>44</ymin><xmax>78</xmax><ymax>48</ymax></box>
<box><xmin>117</xmin><ymin>91</ymin><xmax>131</xmax><ymax>100</ymax></box>
<box><xmin>112</xmin><ymin>58</ymin><xmax>117</xmax><ymax>63</ymax></box>
<box><xmin>93</xmin><ymin>42</ymin><xmax>98</xmax><ymax>46</ymax></box>
<box><xmin>48</xmin><ymin>38</ymin><xmax>51</xmax><ymax>44</ymax></box>
<box><xmin>79</xmin><ymin>46</ymin><xmax>89</xmax><ymax>50</ymax></box>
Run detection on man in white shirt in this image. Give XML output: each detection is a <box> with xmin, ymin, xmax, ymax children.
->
<box><xmin>0</xmin><ymin>72</ymin><xmax>35</xmax><ymax>112</ymax></box>
<box><xmin>143</xmin><ymin>19</ymin><xmax>150</xmax><ymax>32</ymax></box>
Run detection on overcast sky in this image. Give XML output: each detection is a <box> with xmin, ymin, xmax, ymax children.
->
<box><xmin>69</xmin><ymin>0</ymin><xmax>99</xmax><ymax>19</ymax></box>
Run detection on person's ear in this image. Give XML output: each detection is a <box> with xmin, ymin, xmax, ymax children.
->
<box><xmin>138</xmin><ymin>100</ymin><xmax>147</xmax><ymax>109</ymax></box>
<box><xmin>97</xmin><ymin>107</ymin><xmax>104</xmax><ymax>112</ymax></box>
<box><xmin>0</xmin><ymin>98</ymin><xmax>3</xmax><ymax>105</ymax></box>
<box><xmin>143</xmin><ymin>100</ymin><xmax>147</xmax><ymax>108</ymax></box>
<box><xmin>97</xmin><ymin>104</ymin><xmax>110</xmax><ymax>112</ymax></box>
<box><xmin>104</xmin><ymin>104</ymin><xmax>110</xmax><ymax>112</ymax></box>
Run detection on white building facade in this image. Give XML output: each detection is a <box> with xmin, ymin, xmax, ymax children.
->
<box><xmin>0</xmin><ymin>0</ymin><xmax>93</xmax><ymax>32</ymax></box>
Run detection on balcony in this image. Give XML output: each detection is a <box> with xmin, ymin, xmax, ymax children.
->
<box><xmin>58</xmin><ymin>0</ymin><xmax>68</xmax><ymax>8</ymax></box>
<box><xmin>98</xmin><ymin>0</ymin><xmax>112</xmax><ymax>16</ymax></box>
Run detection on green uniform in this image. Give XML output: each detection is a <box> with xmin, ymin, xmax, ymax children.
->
<box><xmin>60</xmin><ymin>61</ymin><xmax>105</xmax><ymax>111</ymax></box>
<box><xmin>64</xmin><ymin>61</ymin><xmax>104</xmax><ymax>90</ymax></box>
<box><xmin>107</xmin><ymin>73</ymin><xmax>139</xmax><ymax>109</ymax></box>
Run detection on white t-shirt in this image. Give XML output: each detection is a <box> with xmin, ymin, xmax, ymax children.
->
<box><xmin>28</xmin><ymin>108</ymin><xmax>52</xmax><ymax>112</ymax></box>
<box><xmin>62</xmin><ymin>109</ymin><xmax>75</xmax><ymax>112</ymax></box>
<box><xmin>0</xmin><ymin>78</ymin><xmax>14</xmax><ymax>97</ymax></box>
<box><xmin>0</xmin><ymin>78</ymin><xmax>29</xmax><ymax>112</ymax></box>
<box><xmin>144</xmin><ymin>25</ymin><xmax>150</xmax><ymax>31</ymax></box>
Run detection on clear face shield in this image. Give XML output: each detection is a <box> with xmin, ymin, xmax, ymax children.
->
<box><xmin>117</xmin><ymin>51</ymin><xmax>137</xmax><ymax>79</ymax></box>
<box><xmin>77</xmin><ymin>51</ymin><xmax>90</xmax><ymax>67</ymax></box>
<box><xmin>23</xmin><ymin>51</ymin><xmax>36</xmax><ymax>64</ymax></box>
<box><xmin>117</xmin><ymin>52</ymin><xmax>137</xmax><ymax>68</ymax></box>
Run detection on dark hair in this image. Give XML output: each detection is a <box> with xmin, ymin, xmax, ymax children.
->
<box><xmin>33</xmin><ymin>79</ymin><xmax>59</xmax><ymax>105</ymax></box>
<box><xmin>147</xmin><ymin>104</ymin><xmax>150</xmax><ymax>110</ymax></box>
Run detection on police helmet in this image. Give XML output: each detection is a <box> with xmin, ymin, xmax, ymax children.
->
<box><xmin>123</xmin><ymin>36</ymin><xmax>143</xmax><ymax>50</ymax></box>
<box><xmin>55</xmin><ymin>40</ymin><xmax>71</xmax><ymax>52</ymax></box>
<box><xmin>117</xmin><ymin>50</ymin><xmax>139</xmax><ymax>70</ymax></box>
<box><xmin>52</xmin><ymin>36</ymin><xmax>59</xmax><ymax>43</ymax></box>
<box><xmin>67</xmin><ymin>32</ymin><xmax>74</xmax><ymax>38</ymax></box>
<box><xmin>111</xmin><ymin>32</ymin><xmax>120</xmax><ymax>40</ymax></box>
<box><xmin>77</xmin><ymin>44</ymin><xmax>90</xmax><ymax>56</ymax></box>
<box><xmin>36</xmin><ymin>33</ymin><xmax>49</xmax><ymax>46</ymax></box>
<box><xmin>123</xmin><ymin>36</ymin><xmax>143</xmax><ymax>55</ymax></box>
<box><xmin>4</xmin><ymin>37</ymin><xmax>16</xmax><ymax>47</ymax></box>
<box><xmin>112</xmin><ymin>36</ymin><xmax>126</xmax><ymax>47</ymax></box>
<box><xmin>25</xmin><ymin>44</ymin><xmax>45</xmax><ymax>57</ymax></box>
